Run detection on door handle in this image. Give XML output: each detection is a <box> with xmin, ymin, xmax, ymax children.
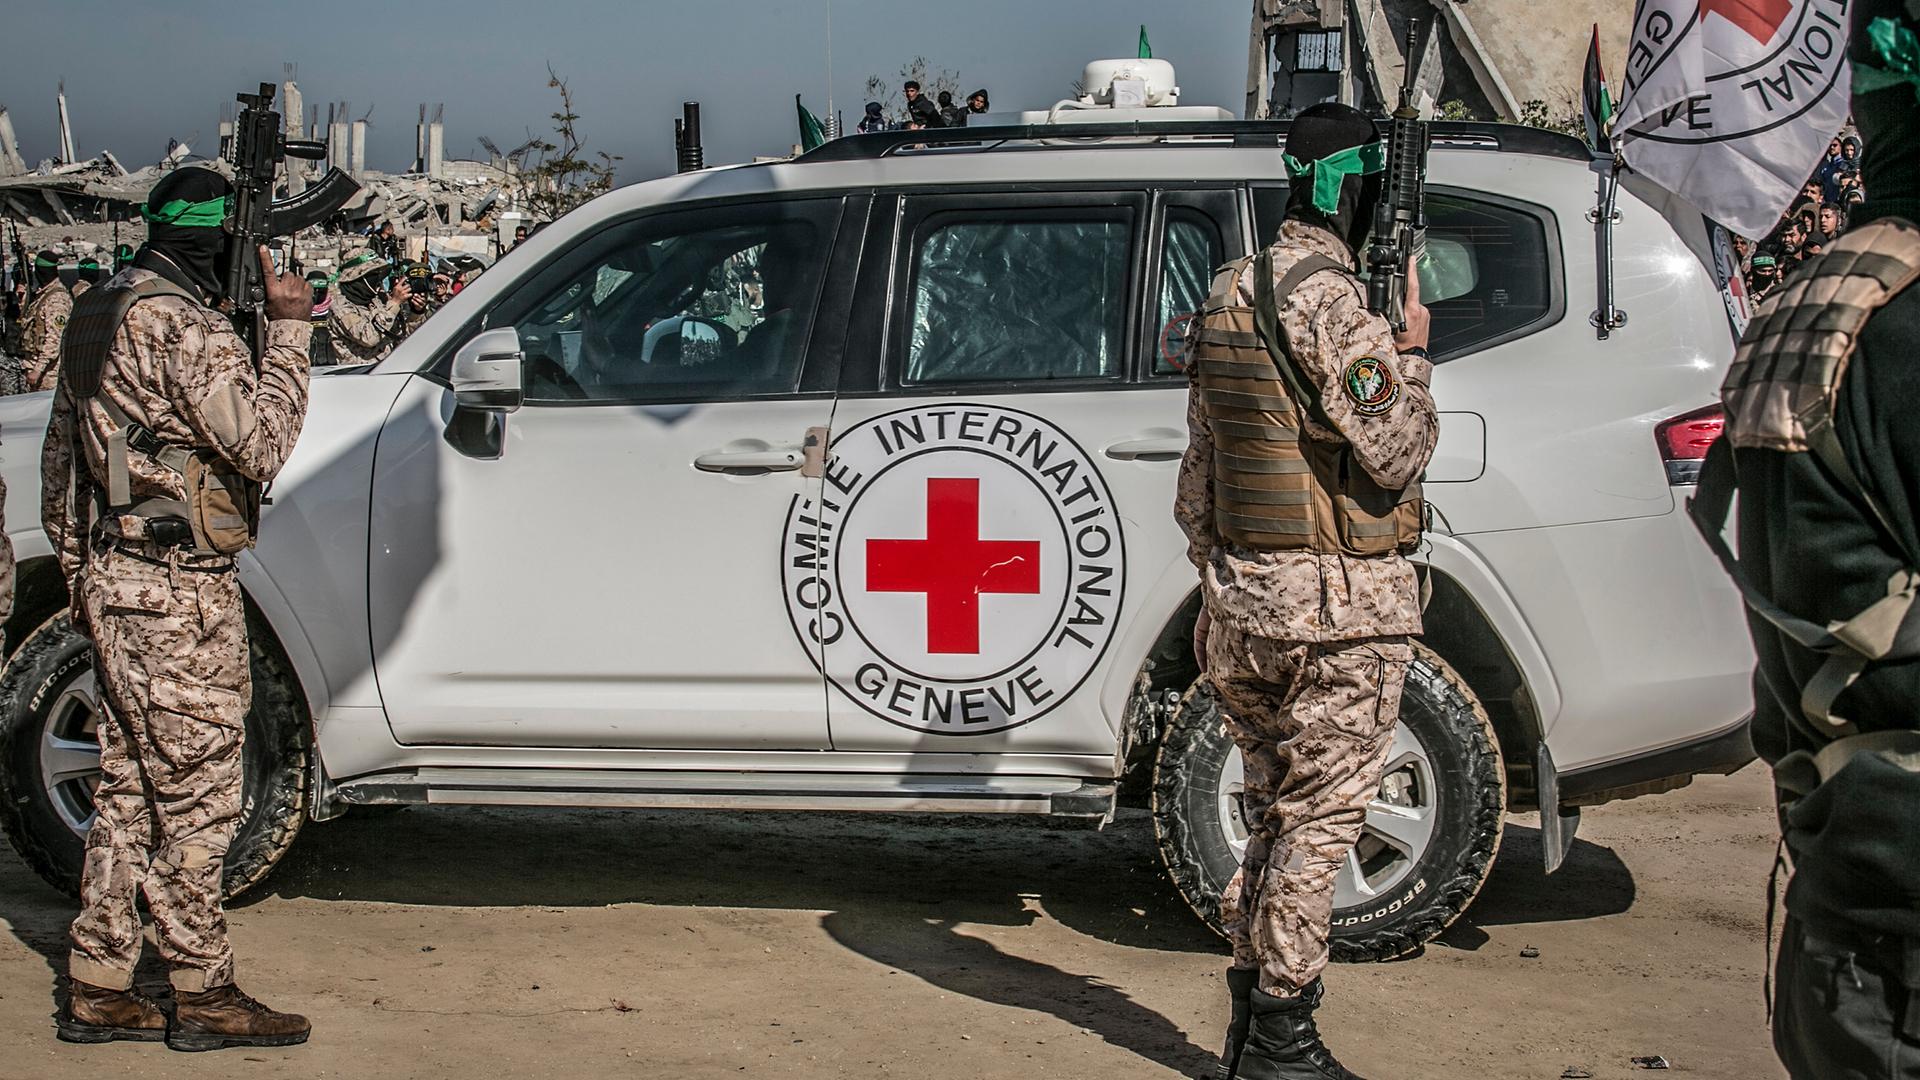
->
<box><xmin>1104</xmin><ymin>436</ymin><xmax>1187</xmax><ymax>462</ymax></box>
<box><xmin>693</xmin><ymin>447</ymin><xmax>805</xmax><ymax>473</ymax></box>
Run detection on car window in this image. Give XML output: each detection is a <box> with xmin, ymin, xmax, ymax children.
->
<box><xmin>497</xmin><ymin>200</ymin><xmax>840</xmax><ymax>403</ymax></box>
<box><xmin>1247</xmin><ymin>187</ymin><xmax>1558</xmax><ymax>360</ymax></box>
<box><xmin>1156</xmin><ymin>209</ymin><xmax>1223</xmax><ymax>375</ymax></box>
<box><xmin>904</xmin><ymin>213</ymin><xmax>1130</xmax><ymax>385</ymax></box>
<box><xmin>1419</xmin><ymin>193</ymin><xmax>1555</xmax><ymax>358</ymax></box>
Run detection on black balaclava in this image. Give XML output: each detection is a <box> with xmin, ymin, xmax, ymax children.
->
<box><xmin>1849</xmin><ymin>0</ymin><xmax>1920</xmax><ymax>227</ymax></box>
<box><xmin>32</xmin><ymin>250</ymin><xmax>61</xmax><ymax>289</ymax></box>
<box><xmin>137</xmin><ymin>166</ymin><xmax>234</xmax><ymax>300</ymax></box>
<box><xmin>76</xmin><ymin>258</ymin><xmax>103</xmax><ymax>284</ymax></box>
<box><xmin>1282</xmin><ymin>102</ymin><xmax>1386</xmax><ymax>254</ymax></box>
<box><xmin>337</xmin><ymin>257</ymin><xmax>383</xmax><ymax>307</ymax></box>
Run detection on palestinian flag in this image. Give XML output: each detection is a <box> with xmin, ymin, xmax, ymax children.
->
<box><xmin>1582</xmin><ymin>23</ymin><xmax>1615</xmax><ymax>154</ymax></box>
<box><xmin>796</xmin><ymin>95</ymin><xmax>828</xmax><ymax>153</ymax></box>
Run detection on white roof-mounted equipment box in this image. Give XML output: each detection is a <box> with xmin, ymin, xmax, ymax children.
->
<box><xmin>974</xmin><ymin>58</ymin><xmax>1235</xmax><ymax>126</ymax></box>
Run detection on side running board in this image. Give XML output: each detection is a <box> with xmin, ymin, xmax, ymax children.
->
<box><xmin>333</xmin><ymin>767</ymin><xmax>1117</xmax><ymax>820</ymax></box>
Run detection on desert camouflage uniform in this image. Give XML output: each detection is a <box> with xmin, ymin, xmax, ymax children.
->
<box><xmin>22</xmin><ymin>280</ymin><xmax>73</xmax><ymax>392</ymax></box>
<box><xmin>0</xmin><ymin>471</ymin><xmax>12</xmax><ymax>638</ymax></box>
<box><xmin>41</xmin><ymin>266</ymin><xmax>311</xmax><ymax>993</ymax></box>
<box><xmin>325</xmin><ymin>288</ymin><xmax>404</xmax><ymax>364</ymax></box>
<box><xmin>394</xmin><ymin>298</ymin><xmax>434</xmax><ymax>340</ymax></box>
<box><xmin>1176</xmin><ymin>219</ymin><xmax>1438</xmax><ymax>997</ymax></box>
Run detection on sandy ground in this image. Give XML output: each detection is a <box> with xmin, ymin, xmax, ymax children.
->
<box><xmin>0</xmin><ymin>763</ymin><xmax>1783</xmax><ymax>1080</ymax></box>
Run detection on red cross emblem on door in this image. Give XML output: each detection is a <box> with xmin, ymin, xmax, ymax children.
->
<box><xmin>866</xmin><ymin>477</ymin><xmax>1042</xmax><ymax>654</ymax></box>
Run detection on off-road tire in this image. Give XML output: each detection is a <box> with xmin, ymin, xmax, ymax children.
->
<box><xmin>1151</xmin><ymin>641</ymin><xmax>1504</xmax><ymax>962</ymax></box>
<box><xmin>0</xmin><ymin>611</ymin><xmax>310</xmax><ymax>900</ymax></box>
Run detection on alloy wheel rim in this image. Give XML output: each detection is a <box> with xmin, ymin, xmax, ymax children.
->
<box><xmin>39</xmin><ymin>671</ymin><xmax>105</xmax><ymax>837</ymax></box>
<box><xmin>1215</xmin><ymin>718</ymin><xmax>1440</xmax><ymax>911</ymax></box>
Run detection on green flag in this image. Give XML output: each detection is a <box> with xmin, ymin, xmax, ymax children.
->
<box><xmin>1138</xmin><ymin>24</ymin><xmax>1152</xmax><ymax>59</ymax></box>
<box><xmin>1581</xmin><ymin>24</ymin><xmax>1614</xmax><ymax>153</ymax></box>
<box><xmin>796</xmin><ymin>95</ymin><xmax>828</xmax><ymax>153</ymax></box>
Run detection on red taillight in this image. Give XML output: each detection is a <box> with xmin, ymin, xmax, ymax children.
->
<box><xmin>1655</xmin><ymin>404</ymin><xmax>1725</xmax><ymax>485</ymax></box>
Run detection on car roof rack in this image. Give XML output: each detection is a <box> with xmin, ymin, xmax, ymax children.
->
<box><xmin>796</xmin><ymin>119</ymin><xmax>1592</xmax><ymax>165</ymax></box>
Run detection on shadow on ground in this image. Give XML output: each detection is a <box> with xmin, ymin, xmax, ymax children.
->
<box><xmin>0</xmin><ymin>805</ymin><xmax>1638</xmax><ymax>1068</ymax></box>
<box><xmin>262</xmin><ymin>806</ymin><xmax>1219</xmax><ymax>950</ymax></box>
<box><xmin>1435</xmin><ymin>822</ymin><xmax>1636</xmax><ymax>951</ymax></box>
<box><xmin>274</xmin><ymin>804</ymin><xmax>1230</xmax><ymax>1074</ymax></box>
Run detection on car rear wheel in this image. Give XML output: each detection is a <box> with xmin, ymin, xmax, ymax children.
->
<box><xmin>1151</xmin><ymin>641</ymin><xmax>1504</xmax><ymax>961</ymax></box>
<box><xmin>0</xmin><ymin>612</ymin><xmax>310</xmax><ymax>900</ymax></box>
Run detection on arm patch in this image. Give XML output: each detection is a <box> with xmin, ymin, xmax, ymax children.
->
<box><xmin>1342</xmin><ymin>356</ymin><xmax>1400</xmax><ymax>415</ymax></box>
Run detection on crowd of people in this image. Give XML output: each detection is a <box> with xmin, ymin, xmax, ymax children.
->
<box><xmin>1738</xmin><ymin>131</ymin><xmax>1866</xmax><ymax>303</ymax></box>
<box><xmin>857</xmin><ymin>81</ymin><xmax>991</xmax><ymax>132</ymax></box>
<box><xmin>303</xmin><ymin>227</ymin><xmax>485</xmax><ymax>367</ymax></box>
<box><xmin>0</xmin><ymin>219</ymin><xmax>499</xmax><ymax>387</ymax></box>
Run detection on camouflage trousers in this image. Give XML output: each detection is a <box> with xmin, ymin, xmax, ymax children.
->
<box><xmin>1207</xmin><ymin>623</ymin><xmax>1410</xmax><ymax>997</ymax></box>
<box><xmin>69</xmin><ymin>546</ymin><xmax>249</xmax><ymax>993</ymax></box>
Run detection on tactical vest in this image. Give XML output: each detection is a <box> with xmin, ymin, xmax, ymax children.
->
<box><xmin>1191</xmin><ymin>250</ymin><xmax>1424</xmax><ymax>557</ymax></box>
<box><xmin>1691</xmin><ymin>218</ymin><xmax>1920</xmax><ymax>775</ymax></box>
<box><xmin>61</xmin><ymin>278</ymin><xmax>262</xmax><ymax>556</ymax></box>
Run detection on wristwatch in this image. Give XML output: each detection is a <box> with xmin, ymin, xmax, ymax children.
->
<box><xmin>1400</xmin><ymin>345</ymin><xmax>1431</xmax><ymax>362</ymax></box>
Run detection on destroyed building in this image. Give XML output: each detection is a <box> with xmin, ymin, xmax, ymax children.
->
<box><xmin>1247</xmin><ymin>0</ymin><xmax>1633</xmax><ymax>121</ymax></box>
<box><xmin>4</xmin><ymin>74</ymin><xmax>539</xmax><ymax>273</ymax></box>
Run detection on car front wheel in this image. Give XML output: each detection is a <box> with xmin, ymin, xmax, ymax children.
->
<box><xmin>1151</xmin><ymin>641</ymin><xmax>1505</xmax><ymax>962</ymax></box>
<box><xmin>0</xmin><ymin>612</ymin><xmax>310</xmax><ymax>900</ymax></box>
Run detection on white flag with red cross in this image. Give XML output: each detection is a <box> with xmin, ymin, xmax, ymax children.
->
<box><xmin>1615</xmin><ymin>0</ymin><xmax>1853</xmax><ymax>238</ymax></box>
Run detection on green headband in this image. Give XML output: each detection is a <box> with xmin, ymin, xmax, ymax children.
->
<box><xmin>34</xmin><ymin>254</ymin><xmax>57</xmax><ymax>268</ymax></box>
<box><xmin>1855</xmin><ymin>17</ymin><xmax>1920</xmax><ymax>102</ymax></box>
<box><xmin>327</xmin><ymin>252</ymin><xmax>382</xmax><ymax>286</ymax></box>
<box><xmin>141</xmin><ymin>194</ymin><xmax>232</xmax><ymax>228</ymax></box>
<box><xmin>1283</xmin><ymin>141</ymin><xmax>1386</xmax><ymax>216</ymax></box>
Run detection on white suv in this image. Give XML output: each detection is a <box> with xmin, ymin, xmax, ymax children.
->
<box><xmin>0</xmin><ymin>117</ymin><xmax>1755</xmax><ymax>961</ymax></box>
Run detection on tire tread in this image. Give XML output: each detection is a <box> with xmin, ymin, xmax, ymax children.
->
<box><xmin>0</xmin><ymin>611</ymin><xmax>310</xmax><ymax>901</ymax></box>
<box><xmin>1149</xmin><ymin>642</ymin><xmax>1505</xmax><ymax>963</ymax></box>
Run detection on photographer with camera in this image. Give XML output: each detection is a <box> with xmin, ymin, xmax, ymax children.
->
<box><xmin>327</xmin><ymin>252</ymin><xmax>410</xmax><ymax>363</ymax></box>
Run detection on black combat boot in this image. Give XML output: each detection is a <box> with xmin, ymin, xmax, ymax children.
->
<box><xmin>167</xmin><ymin>984</ymin><xmax>311</xmax><ymax>1052</ymax></box>
<box><xmin>1215</xmin><ymin>967</ymin><xmax>1261</xmax><ymax>1078</ymax></box>
<box><xmin>1232</xmin><ymin>979</ymin><xmax>1367</xmax><ymax>1080</ymax></box>
<box><xmin>57</xmin><ymin>979</ymin><xmax>168</xmax><ymax>1043</ymax></box>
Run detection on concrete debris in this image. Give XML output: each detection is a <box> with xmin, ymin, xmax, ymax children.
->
<box><xmin>5</xmin><ymin>78</ymin><xmax>539</xmax><ymax>267</ymax></box>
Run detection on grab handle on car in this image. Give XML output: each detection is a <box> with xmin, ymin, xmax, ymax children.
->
<box><xmin>1105</xmin><ymin>436</ymin><xmax>1186</xmax><ymax>462</ymax></box>
<box><xmin>693</xmin><ymin>447</ymin><xmax>805</xmax><ymax>474</ymax></box>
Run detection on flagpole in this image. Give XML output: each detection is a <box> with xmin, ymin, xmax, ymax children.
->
<box><xmin>825</xmin><ymin>0</ymin><xmax>835</xmax><ymax>135</ymax></box>
<box><xmin>1590</xmin><ymin>157</ymin><xmax>1627</xmax><ymax>340</ymax></box>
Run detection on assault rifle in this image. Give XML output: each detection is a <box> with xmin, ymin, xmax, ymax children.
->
<box><xmin>5</xmin><ymin>215</ymin><xmax>26</xmax><ymax>295</ymax></box>
<box><xmin>1365</xmin><ymin>24</ymin><xmax>1431</xmax><ymax>334</ymax></box>
<box><xmin>222</xmin><ymin>83</ymin><xmax>360</xmax><ymax>356</ymax></box>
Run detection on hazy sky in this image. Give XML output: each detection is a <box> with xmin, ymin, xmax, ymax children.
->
<box><xmin>4</xmin><ymin>0</ymin><xmax>1251</xmax><ymax>181</ymax></box>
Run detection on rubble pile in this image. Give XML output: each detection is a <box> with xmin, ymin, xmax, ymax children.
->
<box><xmin>3</xmin><ymin>84</ymin><xmax>534</xmax><ymax>273</ymax></box>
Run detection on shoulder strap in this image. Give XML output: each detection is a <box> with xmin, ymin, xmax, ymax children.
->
<box><xmin>1251</xmin><ymin>250</ymin><xmax>1346</xmax><ymax>425</ymax></box>
<box><xmin>1688</xmin><ymin>440</ymin><xmax>1920</xmax><ymax>739</ymax></box>
<box><xmin>61</xmin><ymin>276</ymin><xmax>200</xmax><ymax>400</ymax></box>
<box><xmin>63</xmin><ymin>276</ymin><xmax>202</xmax><ymax>507</ymax></box>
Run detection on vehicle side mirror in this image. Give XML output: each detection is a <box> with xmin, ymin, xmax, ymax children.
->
<box><xmin>451</xmin><ymin>327</ymin><xmax>524</xmax><ymax>413</ymax></box>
